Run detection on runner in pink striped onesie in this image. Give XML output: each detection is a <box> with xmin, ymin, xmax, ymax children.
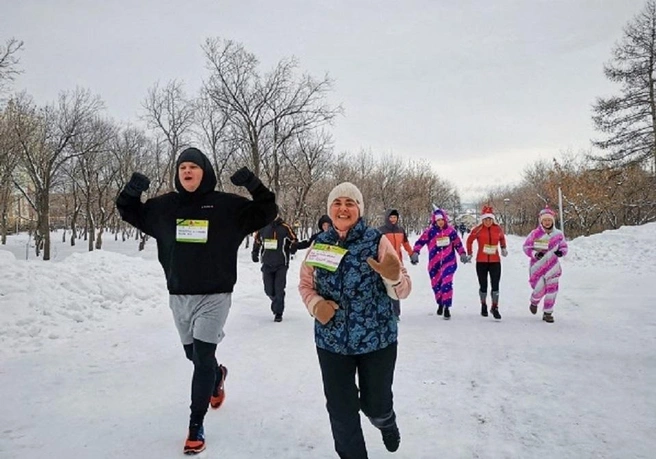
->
<box><xmin>410</xmin><ymin>207</ymin><xmax>469</xmax><ymax>320</ymax></box>
<box><xmin>522</xmin><ymin>207</ymin><xmax>568</xmax><ymax>323</ymax></box>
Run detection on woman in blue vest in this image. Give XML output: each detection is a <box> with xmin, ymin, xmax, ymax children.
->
<box><xmin>299</xmin><ymin>182</ymin><xmax>412</xmax><ymax>459</ymax></box>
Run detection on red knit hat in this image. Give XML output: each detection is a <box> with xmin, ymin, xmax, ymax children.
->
<box><xmin>480</xmin><ymin>205</ymin><xmax>495</xmax><ymax>221</ymax></box>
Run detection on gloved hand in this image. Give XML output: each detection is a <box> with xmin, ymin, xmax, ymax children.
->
<box><xmin>534</xmin><ymin>252</ymin><xmax>544</xmax><ymax>260</ymax></box>
<box><xmin>313</xmin><ymin>300</ymin><xmax>339</xmax><ymax>325</ymax></box>
<box><xmin>459</xmin><ymin>253</ymin><xmax>470</xmax><ymax>263</ymax></box>
<box><xmin>410</xmin><ymin>252</ymin><xmax>419</xmax><ymax>265</ymax></box>
<box><xmin>230</xmin><ymin>167</ymin><xmax>262</xmax><ymax>193</ymax></box>
<box><xmin>554</xmin><ymin>250</ymin><xmax>563</xmax><ymax>257</ymax></box>
<box><xmin>367</xmin><ymin>252</ymin><xmax>402</xmax><ymax>281</ymax></box>
<box><xmin>251</xmin><ymin>252</ymin><xmax>259</xmax><ymax>263</ymax></box>
<box><xmin>123</xmin><ymin>172</ymin><xmax>150</xmax><ymax>198</ymax></box>
<box><xmin>501</xmin><ymin>248</ymin><xmax>508</xmax><ymax>257</ymax></box>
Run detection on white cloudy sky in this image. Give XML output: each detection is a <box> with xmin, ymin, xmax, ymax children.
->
<box><xmin>1</xmin><ymin>0</ymin><xmax>647</xmax><ymax>200</ymax></box>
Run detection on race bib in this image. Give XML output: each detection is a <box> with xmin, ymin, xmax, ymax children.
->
<box><xmin>436</xmin><ymin>237</ymin><xmax>450</xmax><ymax>247</ymax></box>
<box><xmin>305</xmin><ymin>243</ymin><xmax>348</xmax><ymax>272</ymax></box>
<box><xmin>534</xmin><ymin>238</ymin><xmax>549</xmax><ymax>251</ymax></box>
<box><xmin>263</xmin><ymin>238</ymin><xmax>278</xmax><ymax>250</ymax></box>
<box><xmin>483</xmin><ymin>244</ymin><xmax>497</xmax><ymax>255</ymax></box>
<box><xmin>176</xmin><ymin>219</ymin><xmax>209</xmax><ymax>243</ymax></box>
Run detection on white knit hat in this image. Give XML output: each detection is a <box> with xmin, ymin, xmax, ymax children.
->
<box><xmin>327</xmin><ymin>182</ymin><xmax>364</xmax><ymax>215</ymax></box>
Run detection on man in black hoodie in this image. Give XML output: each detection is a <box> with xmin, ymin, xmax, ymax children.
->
<box><xmin>116</xmin><ymin>147</ymin><xmax>277</xmax><ymax>455</ymax></box>
<box><xmin>252</xmin><ymin>215</ymin><xmax>298</xmax><ymax>322</ymax></box>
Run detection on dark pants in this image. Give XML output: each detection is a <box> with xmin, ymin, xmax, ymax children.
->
<box><xmin>476</xmin><ymin>262</ymin><xmax>501</xmax><ymax>293</ymax></box>
<box><xmin>262</xmin><ymin>265</ymin><xmax>288</xmax><ymax>315</ymax></box>
<box><xmin>317</xmin><ymin>343</ymin><xmax>398</xmax><ymax>459</ymax></box>
<box><xmin>183</xmin><ymin>339</ymin><xmax>223</xmax><ymax>426</ymax></box>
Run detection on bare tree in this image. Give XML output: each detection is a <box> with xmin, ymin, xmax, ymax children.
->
<box><xmin>193</xmin><ymin>91</ymin><xmax>233</xmax><ymax>190</ymax></box>
<box><xmin>67</xmin><ymin>117</ymin><xmax>116</xmax><ymax>251</ymax></box>
<box><xmin>8</xmin><ymin>89</ymin><xmax>104</xmax><ymax>260</ymax></box>
<box><xmin>142</xmin><ymin>80</ymin><xmax>195</xmax><ymax>190</ymax></box>
<box><xmin>279</xmin><ymin>130</ymin><xmax>333</xmax><ymax>230</ymax></box>
<box><xmin>202</xmin><ymin>37</ymin><xmax>341</xmax><ymax>192</ymax></box>
<box><xmin>0</xmin><ymin>38</ymin><xmax>23</xmax><ymax>96</ymax></box>
<box><xmin>0</xmin><ymin>105</ymin><xmax>20</xmax><ymax>243</ymax></box>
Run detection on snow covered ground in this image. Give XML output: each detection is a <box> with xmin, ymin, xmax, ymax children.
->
<box><xmin>1</xmin><ymin>223</ymin><xmax>655</xmax><ymax>458</ymax></box>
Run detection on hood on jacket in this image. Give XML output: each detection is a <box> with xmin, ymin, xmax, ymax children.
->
<box><xmin>383</xmin><ymin>209</ymin><xmax>401</xmax><ymax>230</ymax></box>
<box><xmin>317</xmin><ymin>214</ymin><xmax>333</xmax><ymax>231</ymax></box>
<box><xmin>431</xmin><ymin>207</ymin><xmax>450</xmax><ymax>226</ymax></box>
<box><xmin>174</xmin><ymin>147</ymin><xmax>217</xmax><ymax>197</ymax></box>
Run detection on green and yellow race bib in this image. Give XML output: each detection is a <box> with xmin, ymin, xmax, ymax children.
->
<box><xmin>176</xmin><ymin>219</ymin><xmax>209</xmax><ymax>243</ymax></box>
<box><xmin>305</xmin><ymin>243</ymin><xmax>348</xmax><ymax>272</ymax></box>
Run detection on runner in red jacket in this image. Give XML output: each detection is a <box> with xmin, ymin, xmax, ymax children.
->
<box><xmin>466</xmin><ymin>205</ymin><xmax>507</xmax><ymax>320</ymax></box>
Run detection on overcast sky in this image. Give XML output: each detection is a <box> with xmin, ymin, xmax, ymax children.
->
<box><xmin>1</xmin><ymin>0</ymin><xmax>647</xmax><ymax>201</ymax></box>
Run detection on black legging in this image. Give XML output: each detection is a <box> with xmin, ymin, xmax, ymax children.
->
<box><xmin>183</xmin><ymin>339</ymin><xmax>222</xmax><ymax>425</ymax></box>
<box><xmin>476</xmin><ymin>262</ymin><xmax>501</xmax><ymax>293</ymax></box>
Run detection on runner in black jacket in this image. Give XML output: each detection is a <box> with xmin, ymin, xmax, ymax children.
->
<box><xmin>296</xmin><ymin>214</ymin><xmax>333</xmax><ymax>250</ymax></box>
<box><xmin>252</xmin><ymin>216</ymin><xmax>298</xmax><ymax>322</ymax></box>
<box><xmin>116</xmin><ymin>147</ymin><xmax>277</xmax><ymax>455</ymax></box>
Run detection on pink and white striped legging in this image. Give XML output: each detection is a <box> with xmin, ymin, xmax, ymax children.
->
<box><xmin>530</xmin><ymin>275</ymin><xmax>560</xmax><ymax>312</ymax></box>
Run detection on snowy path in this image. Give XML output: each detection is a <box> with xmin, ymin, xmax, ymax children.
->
<box><xmin>1</xmin><ymin>232</ymin><xmax>655</xmax><ymax>458</ymax></box>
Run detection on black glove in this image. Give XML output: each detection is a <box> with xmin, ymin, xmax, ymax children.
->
<box><xmin>252</xmin><ymin>252</ymin><xmax>259</xmax><ymax>263</ymax></box>
<box><xmin>123</xmin><ymin>172</ymin><xmax>150</xmax><ymax>198</ymax></box>
<box><xmin>535</xmin><ymin>252</ymin><xmax>544</xmax><ymax>260</ymax></box>
<box><xmin>230</xmin><ymin>167</ymin><xmax>262</xmax><ymax>193</ymax></box>
<box><xmin>554</xmin><ymin>250</ymin><xmax>563</xmax><ymax>257</ymax></box>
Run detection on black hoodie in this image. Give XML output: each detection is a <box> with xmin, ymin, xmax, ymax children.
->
<box><xmin>116</xmin><ymin>148</ymin><xmax>277</xmax><ymax>294</ymax></box>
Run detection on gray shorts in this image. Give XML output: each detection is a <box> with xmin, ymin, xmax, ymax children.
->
<box><xmin>168</xmin><ymin>293</ymin><xmax>231</xmax><ymax>345</ymax></box>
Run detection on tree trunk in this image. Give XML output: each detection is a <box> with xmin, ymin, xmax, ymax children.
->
<box><xmin>95</xmin><ymin>227</ymin><xmax>103</xmax><ymax>250</ymax></box>
<box><xmin>36</xmin><ymin>191</ymin><xmax>51</xmax><ymax>260</ymax></box>
<box><xmin>70</xmin><ymin>209</ymin><xmax>79</xmax><ymax>246</ymax></box>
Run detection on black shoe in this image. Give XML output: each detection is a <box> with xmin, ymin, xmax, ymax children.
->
<box><xmin>443</xmin><ymin>308</ymin><xmax>451</xmax><ymax>320</ymax></box>
<box><xmin>436</xmin><ymin>304</ymin><xmax>444</xmax><ymax>315</ymax></box>
<box><xmin>491</xmin><ymin>307</ymin><xmax>501</xmax><ymax>320</ymax></box>
<box><xmin>529</xmin><ymin>304</ymin><xmax>538</xmax><ymax>315</ymax></box>
<box><xmin>274</xmin><ymin>314</ymin><xmax>283</xmax><ymax>322</ymax></box>
<box><xmin>381</xmin><ymin>424</ymin><xmax>400</xmax><ymax>452</ymax></box>
<box><xmin>481</xmin><ymin>304</ymin><xmax>488</xmax><ymax>317</ymax></box>
<box><xmin>543</xmin><ymin>312</ymin><xmax>554</xmax><ymax>323</ymax></box>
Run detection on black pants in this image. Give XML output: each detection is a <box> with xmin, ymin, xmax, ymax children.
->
<box><xmin>317</xmin><ymin>343</ymin><xmax>398</xmax><ymax>459</ymax></box>
<box><xmin>183</xmin><ymin>339</ymin><xmax>223</xmax><ymax>426</ymax></box>
<box><xmin>476</xmin><ymin>262</ymin><xmax>501</xmax><ymax>293</ymax></box>
<box><xmin>262</xmin><ymin>265</ymin><xmax>288</xmax><ymax>315</ymax></box>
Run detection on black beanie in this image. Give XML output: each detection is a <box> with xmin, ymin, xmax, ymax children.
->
<box><xmin>176</xmin><ymin>147</ymin><xmax>205</xmax><ymax>168</ymax></box>
<box><xmin>174</xmin><ymin>147</ymin><xmax>217</xmax><ymax>196</ymax></box>
<box><xmin>389</xmin><ymin>209</ymin><xmax>399</xmax><ymax>217</ymax></box>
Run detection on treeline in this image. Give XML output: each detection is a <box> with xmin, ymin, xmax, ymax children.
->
<box><xmin>3</xmin><ymin>1</ymin><xmax>656</xmax><ymax>260</ymax></box>
<box><xmin>478</xmin><ymin>155</ymin><xmax>656</xmax><ymax>238</ymax></box>
<box><xmin>0</xmin><ymin>38</ymin><xmax>458</xmax><ymax>260</ymax></box>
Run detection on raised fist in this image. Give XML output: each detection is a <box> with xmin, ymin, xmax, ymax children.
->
<box><xmin>124</xmin><ymin>172</ymin><xmax>150</xmax><ymax>197</ymax></box>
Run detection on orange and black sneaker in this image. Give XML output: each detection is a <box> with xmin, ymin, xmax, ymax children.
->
<box><xmin>183</xmin><ymin>424</ymin><xmax>205</xmax><ymax>455</ymax></box>
<box><xmin>210</xmin><ymin>364</ymin><xmax>228</xmax><ymax>409</ymax></box>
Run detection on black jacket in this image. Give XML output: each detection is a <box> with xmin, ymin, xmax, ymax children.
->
<box><xmin>252</xmin><ymin>218</ymin><xmax>298</xmax><ymax>269</ymax></box>
<box><xmin>116</xmin><ymin>153</ymin><xmax>277</xmax><ymax>295</ymax></box>
<box><xmin>296</xmin><ymin>215</ymin><xmax>332</xmax><ymax>250</ymax></box>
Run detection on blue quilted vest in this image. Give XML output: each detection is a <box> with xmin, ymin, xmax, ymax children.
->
<box><xmin>313</xmin><ymin>218</ymin><xmax>398</xmax><ymax>355</ymax></box>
